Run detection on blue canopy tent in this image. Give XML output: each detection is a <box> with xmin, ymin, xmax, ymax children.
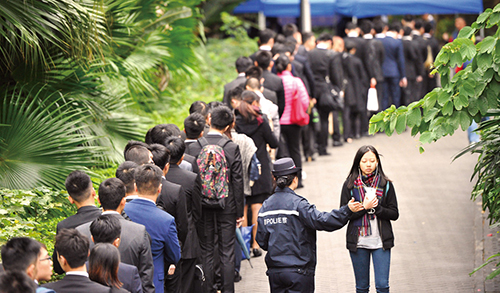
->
<box><xmin>234</xmin><ymin>0</ymin><xmax>483</xmax><ymax>17</ymax></box>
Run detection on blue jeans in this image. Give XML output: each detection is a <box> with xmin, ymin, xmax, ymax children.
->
<box><xmin>349</xmin><ymin>248</ymin><xmax>391</xmax><ymax>293</ymax></box>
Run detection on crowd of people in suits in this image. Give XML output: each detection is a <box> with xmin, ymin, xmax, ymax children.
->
<box><xmin>0</xmin><ymin>15</ymin><xmax>442</xmax><ymax>293</ymax></box>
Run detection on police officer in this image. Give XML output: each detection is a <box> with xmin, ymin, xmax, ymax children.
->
<box><xmin>256</xmin><ymin>157</ymin><xmax>363</xmax><ymax>293</ymax></box>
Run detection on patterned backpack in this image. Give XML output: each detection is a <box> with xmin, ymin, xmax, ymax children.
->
<box><xmin>196</xmin><ymin>137</ymin><xmax>230</xmax><ymax>209</ymax></box>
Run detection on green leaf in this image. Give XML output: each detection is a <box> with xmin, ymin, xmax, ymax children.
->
<box><xmin>369</xmin><ymin>122</ymin><xmax>377</xmax><ymax>134</ymax></box>
<box><xmin>419</xmin><ymin>132</ymin><xmax>434</xmax><ymax>144</ymax></box>
<box><xmin>389</xmin><ymin>113</ymin><xmax>397</xmax><ymax>132</ymax></box>
<box><xmin>449</xmin><ymin>111</ymin><xmax>460</xmax><ymax>129</ymax></box>
<box><xmin>424</xmin><ymin>90</ymin><xmax>438</xmax><ymax>109</ymax></box>
<box><xmin>468</xmin><ymin>98</ymin><xmax>479</xmax><ymax>116</ymax></box>
<box><xmin>462</xmin><ymin>82</ymin><xmax>475</xmax><ymax>97</ymax></box>
<box><xmin>454</xmin><ymin>93</ymin><xmax>469</xmax><ymax>110</ymax></box>
<box><xmin>370</xmin><ymin>111</ymin><xmax>385</xmax><ymax>123</ymax></box>
<box><xmin>486</xmin><ymin>88</ymin><xmax>498</xmax><ymax>108</ymax></box>
<box><xmin>458</xmin><ymin>111</ymin><xmax>472</xmax><ymax>131</ymax></box>
<box><xmin>478</xmin><ymin>96</ymin><xmax>490</xmax><ymax>115</ymax></box>
<box><xmin>450</xmin><ymin>52</ymin><xmax>463</xmax><ymax>67</ymax></box>
<box><xmin>488</xmin><ymin>12</ymin><xmax>500</xmax><ymax>28</ymax></box>
<box><xmin>411</xmin><ymin>125</ymin><xmax>420</xmax><ymax>136</ymax></box>
<box><xmin>459</xmin><ymin>39</ymin><xmax>477</xmax><ymax>60</ymax></box>
<box><xmin>458</xmin><ymin>26</ymin><xmax>475</xmax><ymax>39</ymax></box>
<box><xmin>477</xmin><ymin>10</ymin><xmax>492</xmax><ymax>25</ymax></box>
<box><xmin>442</xmin><ymin>101</ymin><xmax>454</xmax><ymax>116</ymax></box>
<box><xmin>423</xmin><ymin>108</ymin><xmax>439</xmax><ymax>122</ymax></box>
<box><xmin>478</xmin><ymin>36</ymin><xmax>497</xmax><ymax>54</ymax></box>
<box><xmin>419</xmin><ymin>146</ymin><xmax>425</xmax><ymax>154</ymax></box>
<box><xmin>434</xmin><ymin>50</ymin><xmax>450</xmax><ymax>66</ymax></box>
<box><xmin>395</xmin><ymin>114</ymin><xmax>407</xmax><ymax>134</ymax></box>
<box><xmin>407</xmin><ymin>108</ymin><xmax>422</xmax><ymax>127</ymax></box>
<box><xmin>494</xmin><ymin>40</ymin><xmax>500</xmax><ymax>63</ymax></box>
<box><xmin>477</xmin><ymin>52</ymin><xmax>493</xmax><ymax>70</ymax></box>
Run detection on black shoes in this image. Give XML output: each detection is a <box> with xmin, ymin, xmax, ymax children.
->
<box><xmin>234</xmin><ymin>270</ymin><xmax>242</xmax><ymax>282</ymax></box>
<box><xmin>252</xmin><ymin>248</ymin><xmax>262</xmax><ymax>257</ymax></box>
<box><xmin>332</xmin><ymin>140</ymin><xmax>343</xmax><ymax>147</ymax></box>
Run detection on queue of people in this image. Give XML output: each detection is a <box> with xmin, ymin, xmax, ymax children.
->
<box><xmin>0</xmin><ymin>18</ymin><xmax>421</xmax><ymax>293</ymax></box>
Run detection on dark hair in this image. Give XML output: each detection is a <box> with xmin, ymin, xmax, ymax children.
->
<box><xmin>259</xmin><ymin>28</ymin><xmax>276</xmax><ymax>45</ymax></box>
<box><xmin>208</xmin><ymin>101</ymin><xmax>225</xmax><ymax>113</ymax></box>
<box><xmin>115</xmin><ymin>161</ymin><xmax>138</xmax><ymax>194</ymax></box>
<box><xmin>414</xmin><ymin>18</ymin><xmax>423</xmax><ymax>30</ymax></box>
<box><xmin>189</xmin><ymin>101</ymin><xmax>209</xmax><ymax>118</ymax></box>
<box><xmin>145</xmin><ymin>124</ymin><xmax>181</xmax><ymax>145</ymax></box>
<box><xmin>98</xmin><ymin>178</ymin><xmax>125</xmax><ymax>210</ymax></box>
<box><xmin>403</xmin><ymin>14</ymin><xmax>414</xmax><ymax>23</ymax></box>
<box><xmin>302</xmin><ymin>32</ymin><xmax>315</xmax><ymax>43</ymax></box>
<box><xmin>165</xmin><ymin>136</ymin><xmax>186</xmax><ymax>164</ymax></box>
<box><xmin>236</xmin><ymin>91</ymin><xmax>260</xmax><ymax>122</ymax></box>
<box><xmin>345</xmin><ymin>22</ymin><xmax>357</xmax><ymax>31</ymax></box>
<box><xmin>403</xmin><ymin>26</ymin><xmax>412</xmax><ymax>37</ymax></box>
<box><xmin>90</xmin><ymin>214</ymin><xmax>121</xmax><ymax>244</ymax></box>
<box><xmin>317</xmin><ymin>32</ymin><xmax>333</xmax><ymax>42</ymax></box>
<box><xmin>424</xmin><ymin>21</ymin><xmax>433</xmax><ymax>33</ymax></box>
<box><xmin>0</xmin><ymin>271</ymin><xmax>37</xmax><ymax>293</ymax></box>
<box><xmin>275</xmin><ymin>55</ymin><xmax>290</xmax><ymax>74</ymax></box>
<box><xmin>89</xmin><ymin>243</ymin><xmax>122</xmax><ymax>289</ymax></box>
<box><xmin>134</xmin><ymin>164</ymin><xmax>162</xmax><ymax>195</ymax></box>
<box><xmin>373</xmin><ymin>20</ymin><xmax>385</xmax><ymax>34</ymax></box>
<box><xmin>149</xmin><ymin>143</ymin><xmax>171</xmax><ymax>171</ymax></box>
<box><xmin>255</xmin><ymin>50</ymin><xmax>273</xmax><ymax>69</ymax></box>
<box><xmin>55</xmin><ymin>229</ymin><xmax>89</xmax><ymax>269</ymax></box>
<box><xmin>283</xmin><ymin>23</ymin><xmax>298</xmax><ymax>37</ymax></box>
<box><xmin>275</xmin><ymin>174</ymin><xmax>297</xmax><ymax>189</ymax></box>
<box><xmin>284</xmin><ymin>41</ymin><xmax>296</xmax><ymax>55</ymax></box>
<box><xmin>245</xmin><ymin>77</ymin><xmax>261</xmax><ymax>91</ymax></box>
<box><xmin>388</xmin><ymin>21</ymin><xmax>402</xmax><ymax>33</ymax></box>
<box><xmin>245</xmin><ymin>66</ymin><xmax>263</xmax><ymax>79</ymax></box>
<box><xmin>65</xmin><ymin>170</ymin><xmax>92</xmax><ymax>203</ymax></box>
<box><xmin>210</xmin><ymin>106</ymin><xmax>234</xmax><ymax>130</ymax></box>
<box><xmin>274</xmin><ymin>33</ymin><xmax>286</xmax><ymax>44</ymax></box>
<box><xmin>184</xmin><ymin>113</ymin><xmax>206</xmax><ymax>139</ymax></box>
<box><xmin>228</xmin><ymin>85</ymin><xmax>244</xmax><ymax>103</ymax></box>
<box><xmin>1</xmin><ymin>237</ymin><xmax>41</xmax><ymax>272</ymax></box>
<box><xmin>360</xmin><ymin>20</ymin><xmax>373</xmax><ymax>34</ymax></box>
<box><xmin>346</xmin><ymin>145</ymin><xmax>391</xmax><ymax>189</ymax></box>
<box><xmin>124</xmin><ymin>141</ymin><xmax>151</xmax><ymax>165</ymax></box>
<box><xmin>235</xmin><ymin>56</ymin><xmax>253</xmax><ymax>73</ymax></box>
<box><xmin>271</xmin><ymin>43</ymin><xmax>287</xmax><ymax>57</ymax></box>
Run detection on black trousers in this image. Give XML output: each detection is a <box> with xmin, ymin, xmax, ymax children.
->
<box><xmin>343</xmin><ymin>106</ymin><xmax>360</xmax><ymax>140</ymax></box>
<box><xmin>200</xmin><ymin>210</ymin><xmax>236</xmax><ymax>293</ymax></box>
<box><xmin>301</xmin><ymin>118</ymin><xmax>315</xmax><ymax>158</ymax></box>
<box><xmin>317</xmin><ymin>108</ymin><xmax>341</xmax><ymax>153</ymax></box>
<box><xmin>268</xmin><ymin>270</ymin><xmax>315</xmax><ymax>293</ymax></box>
<box><xmin>281</xmin><ymin>124</ymin><xmax>303</xmax><ymax>182</ymax></box>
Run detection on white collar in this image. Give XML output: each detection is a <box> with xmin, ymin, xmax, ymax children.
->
<box><xmin>347</xmin><ymin>31</ymin><xmax>359</xmax><ymax>38</ymax></box>
<box><xmin>184</xmin><ymin>139</ymin><xmax>197</xmax><ymax>143</ymax></box>
<box><xmin>316</xmin><ymin>43</ymin><xmax>329</xmax><ymax>49</ymax></box>
<box><xmin>259</xmin><ymin>45</ymin><xmax>272</xmax><ymax>51</ymax></box>
<box><xmin>363</xmin><ymin>34</ymin><xmax>373</xmax><ymax>39</ymax></box>
<box><xmin>385</xmin><ymin>32</ymin><xmax>397</xmax><ymax>39</ymax></box>
<box><xmin>102</xmin><ymin>211</ymin><xmax>120</xmax><ymax>215</ymax></box>
<box><xmin>423</xmin><ymin>33</ymin><xmax>432</xmax><ymax>39</ymax></box>
<box><xmin>375</xmin><ymin>33</ymin><xmax>385</xmax><ymax>38</ymax></box>
<box><xmin>124</xmin><ymin>195</ymin><xmax>138</xmax><ymax>200</ymax></box>
<box><xmin>238</xmin><ymin>72</ymin><xmax>246</xmax><ymax>77</ymax></box>
<box><xmin>207</xmin><ymin>131</ymin><xmax>223</xmax><ymax>136</ymax></box>
<box><xmin>66</xmin><ymin>271</ymin><xmax>89</xmax><ymax>278</ymax></box>
<box><xmin>412</xmin><ymin>30</ymin><xmax>421</xmax><ymax>36</ymax></box>
<box><xmin>402</xmin><ymin>36</ymin><xmax>412</xmax><ymax>41</ymax></box>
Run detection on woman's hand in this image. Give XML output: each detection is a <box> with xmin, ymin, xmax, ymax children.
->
<box><xmin>348</xmin><ymin>198</ymin><xmax>364</xmax><ymax>212</ymax></box>
<box><xmin>363</xmin><ymin>196</ymin><xmax>379</xmax><ymax>210</ymax></box>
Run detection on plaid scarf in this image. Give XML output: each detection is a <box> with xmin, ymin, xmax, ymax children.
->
<box><xmin>351</xmin><ymin>170</ymin><xmax>384</xmax><ymax>236</ymax></box>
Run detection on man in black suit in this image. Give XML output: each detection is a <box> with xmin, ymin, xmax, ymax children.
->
<box><xmin>412</xmin><ymin>19</ymin><xmax>429</xmax><ymax>100</ymax></box>
<box><xmin>187</xmin><ymin>106</ymin><xmax>244</xmax><ymax>293</ymax></box>
<box><xmin>88</xmin><ymin>214</ymin><xmax>142</xmax><ymax>293</ymax></box>
<box><xmin>42</xmin><ymin>229</ymin><xmax>110</xmax><ymax>293</ymax></box>
<box><xmin>184</xmin><ymin>112</ymin><xmax>206</xmax><ymax>157</ymax></box>
<box><xmin>53</xmin><ymin>170</ymin><xmax>102</xmax><ymax>274</ymax></box>
<box><xmin>245</xmin><ymin>66</ymin><xmax>278</xmax><ymax>105</ymax></box>
<box><xmin>423</xmin><ymin>21</ymin><xmax>440</xmax><ymax>95</ymax></box>
<box><xmin>77</xmin><ymin>177</ymin><xmax>155</xmax><ymax>293</ymax></box>
<box><xmin>402</xmin><ymin>27</ymin><xmax>424</xmax><ymax>106</ymax></box>
<box><xmin>1</xmin><ymin>237</ymin><xmax>56</xmax><ymax>292</ymax></box>
<box><xmin>255</xmin><ymin>50</ymin><xmax>285</xmax><ymax>117</ymax></box>
<box><xmin>116</xmin><ymin>160</ymin><xmax>140</xmax><ymax>202</ymax></box>
<box><xmin>223</xmin><ymin>57</ymin><xmax>253</xmax><ymax>106</ymax></box>
<box><xmin>309</xmin><ymin>33</ymin><xmax>345</xmax><ymax>154</ymax></box>
<box><xmin>149</xmin><ymin>143</ymin><xmax>188</xmax><ymax>293</ymax></box>
<box><xmin>165</xmin><ymin>136</ymin><xmax>203</xmax><ymax>293</ymax></box>
<box><xmin>249</xmin><ymin>28</ymin><xmax>275</xmax><ymax>62</ymax></box>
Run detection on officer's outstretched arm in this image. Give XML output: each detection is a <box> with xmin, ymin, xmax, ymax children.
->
<box><xmin>298</xmin><ymin>199</ymin><xmax>352</xmax><ymax>231</ymax></box>
<box><xmin>256</xmin><ymin>216</ymin><xmax>270</xmax><ymax>251</ymax></box>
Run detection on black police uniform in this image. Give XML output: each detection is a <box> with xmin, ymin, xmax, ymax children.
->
<box><xmin>256</xmin><ymin>186</ymin><xmax>352</xmax><ymax>293</ymax></box>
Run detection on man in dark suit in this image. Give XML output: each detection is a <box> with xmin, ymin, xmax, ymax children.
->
<box><xmin>53</xmin><ymin>170</ymin><xmax>102</xmax><ymax>274</ymax></box>
<box><xmin>380</xmin><ymin>22</ymin><xmax>407</xmax><ymax>110</ymax></box>
<box><xmin>42</xmin><ymin>229</ymin><xmax>110</xmax><ymax>293</ymax></box>
<box><xmin>165</xmin><ymin>136</ymin><xmax>202</xmax><ymax>293</ymax></box>
<box><xmin>249</xmin><ymin>28</ymin><xmax>275</xmax><ymax>62</ymax></box>
<box><xmin>124</xmin><ymin>164</ymin><xmax>181</xmax><ymax>293</ymax></box>
<box><xmin>223</xmin><ymin>57</ymin><xmax>253</xmax><ymax>106</ymax></box>
<box><xmin>77</xmin><ymin>177</ymin><xmax>155</xmax><ymax>293</ymax></box>
<box><xmin>149</xmin><ymin>143</ymin><xmax>188</xmax><ymax>293</ymax></box>
<box><xmin>1</xmin><ymin>237</ymin><xmax>56</xmax><ymax>292</ymax></box>
<box><xmin>255</xmin><ymin>51</ymin><xmax>285</xmax><ymax>117</ymax></box>
<box><xmin>116</xmin><ymin>160</ymin><xmax>140</xmax><ymax>202</ymax></box>
<box><xmin>402</xmin><ymin>27</ymin><xmax>424</xmax><ymax>106</ymax></box>
<box><xmin>412</xmin><ymin>19</ymin><xmax>429</xmax><ymax>100</ymax></box>
<box><xmin>187</xmin><ymin>106</ymin><xmax>244</xmax><ymax>293</ymax></box>
<box><xmin>245</xmin><ymin>66</ymin><xmax>278</xmax><ymax>105</ymax></box>
<box><xmin>423</xmin><ymin>21</ymin><xmax>440</xmax><ymax>95</ymax></box>
<box><xmin>309</xmin><ymin>33</ymin><xmax>345</xmax><ymax>154</ymax></box>
<box><xmin>184</xmin><ymin>112</ymin><xmax>206</xmax><ymax>158</ymax></box>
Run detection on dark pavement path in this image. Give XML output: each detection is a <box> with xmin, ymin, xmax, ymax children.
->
<box><xmin>235</xmin><ymin>130</ymin><xmax>484</xmax><ymax>292</ymax></box>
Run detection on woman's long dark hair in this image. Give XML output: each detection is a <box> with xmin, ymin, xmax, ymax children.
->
<box><xmin>88</xmin><ymin>243</ymin><xmax>123</xmax><ymax>289</ymax></box>
<box><xmin>236</xmin><ymin>90</ymin><xmax>260</xmax><ymax>122</ymax></box>
<box><xmin>273</xmin><ymin>174</ymin><xmax>297</xmax><ymax>189</ymax></box>
<box><xmin>346</xmin><ymin>145</ymin><xmax>391</xmax><ymax>189</ymax></box>
<box><xmin>275</xmin><ymin>55</ymin><xmax>290</xmax><ymax>74</ymax></box>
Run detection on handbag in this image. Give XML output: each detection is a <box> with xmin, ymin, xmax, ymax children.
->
<box><xmin>289</xmin><ymin>79</ymin><xmax>310</xmax><ymax>126</ymax></box>
<box><xmin>367</xmin><ymin>85</ymin><xmax>379</xmax><ymax>112</ymax></box>
<box><xmin>318</xmin><ymin>76</ymin><xmax>344</xmax><ymax>112</ymax></box>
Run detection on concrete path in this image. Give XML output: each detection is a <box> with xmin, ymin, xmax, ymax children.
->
<box><xmin>236</xmin><ymin>130</ymin><xmax>485</xmax><ymax>292</ymax></box>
